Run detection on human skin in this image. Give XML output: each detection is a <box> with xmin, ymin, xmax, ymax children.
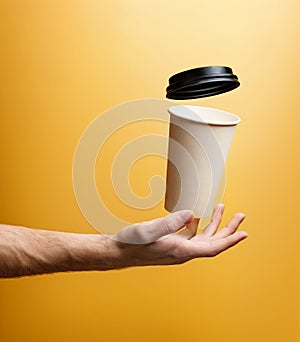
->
<box><xmin>0</xmin><ymin>204</ymin><xmax>247</xmax><ymax>278</ymax></box>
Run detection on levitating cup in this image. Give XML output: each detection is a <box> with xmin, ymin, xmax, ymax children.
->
<box><xmin>164</xmin><ymin>105</ymin><xmax>240</xmax><ymax>218</ymax></box>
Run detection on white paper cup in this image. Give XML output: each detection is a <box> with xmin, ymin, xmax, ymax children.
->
<box><xmin>164</xmin><ymin>105</ymin><xmax>240</xmax><ymax>218</ymax></box>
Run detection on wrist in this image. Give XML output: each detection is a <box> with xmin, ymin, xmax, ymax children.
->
<box><xmin>78</xmin><ymin>234</ymin><xmax>131</xmax><ymax>271</ymax></box>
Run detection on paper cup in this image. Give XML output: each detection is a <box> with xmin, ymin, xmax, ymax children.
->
<box><xmin>164</xmin><ymin>105</ymin><xmax>240</xmax><ymax>218</ymax></box>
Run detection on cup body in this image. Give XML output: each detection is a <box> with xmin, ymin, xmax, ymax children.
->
<box><xmin>164</xmin><ymin>105</ymin><xmax>240</xmax><ymax>217</ymax></box>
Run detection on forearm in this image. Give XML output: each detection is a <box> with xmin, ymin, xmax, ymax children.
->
<box><xmin>0</xmin><ymin>224</ymin><xmax>124</xmax><ymax>278</ymax></box>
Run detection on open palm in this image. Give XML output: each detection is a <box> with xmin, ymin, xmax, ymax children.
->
<box><xmin>114</xmin><ymin>204</ymin><xmax>248</xmax><ymax>267</ymax></box>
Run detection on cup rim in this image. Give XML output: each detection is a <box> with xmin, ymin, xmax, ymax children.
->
<box><xmin>168</xmin><ymin>105</ymin><xmax>241</xmax><ymax>126</ymax></box>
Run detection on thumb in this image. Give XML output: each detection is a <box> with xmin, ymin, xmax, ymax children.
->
<box><xmin>161</xmin><ymin>210</ymin><xmax>194</xmax><ymax>236</ymax></box>
<box><xmin>115</xmin><ymin>210</ymin><xmax>194</xmax><ymax>244</ymax></box>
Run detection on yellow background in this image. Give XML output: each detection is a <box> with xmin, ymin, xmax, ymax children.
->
<box><xmin>0</xmin><ymin>1</ymin><xmax>299</xmax><ymax>341</ymax></box>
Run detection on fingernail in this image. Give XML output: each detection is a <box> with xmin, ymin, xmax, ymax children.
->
<box><xmin>212</xmin><ymin>204</ymin><xmax>221</xmax><ymax>220</ymax></box>
<box><xmin>241</xmin><ymin>232</ymin><xmax>249</xmax><ymax>239</ymax></box>
<box><xmin>179</xmin><ymin>210</ymin><xmax>194</xmax><ymax>223</ymax></box>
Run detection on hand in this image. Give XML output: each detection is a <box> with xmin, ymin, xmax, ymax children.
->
<box><xmin>113</xmin><ymin>204</ymin><xmax>248</xmax><ymax>267</ymax></box>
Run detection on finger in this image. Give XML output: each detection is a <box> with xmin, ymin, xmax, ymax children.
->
<box><xmin>178</xmin><ymin>218</ymin><xmax>200</xmax><ymax>239</ymax></box>
<box><xmin>115</xmin><ymin>210</ymin><xmax>194</xmax><ymax>244</ymax></box>
<box><xmin>212</xmin><ymin>213</ymin><xmax>246</xmax><ymax>240</ymax></box>
<box><xmin>192</xmin><ymin>231</ymin><xmax>248</xmax><ymax>258</ymax></box>
<box><xmin>197</xmin><ymin>204</ymin><xmax>224</xmax><ymax>238</ymax></box>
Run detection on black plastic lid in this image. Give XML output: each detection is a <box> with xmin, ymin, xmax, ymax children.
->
<box><xmin>166</xmin><ymin>66</ymin><xmax>240</xmax><ymax>100</ymax></box>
